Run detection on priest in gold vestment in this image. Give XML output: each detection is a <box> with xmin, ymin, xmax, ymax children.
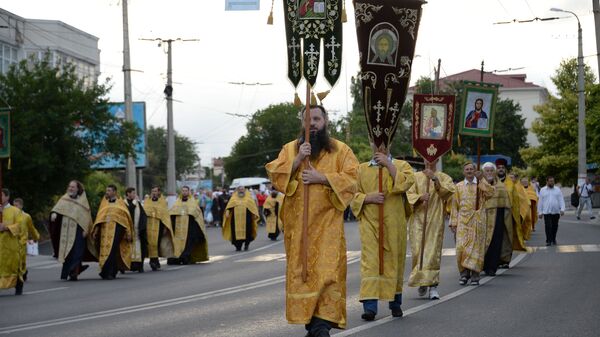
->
<box><xmin>263</xmin><ymin>190</ymin><xmax>283</xmax><ymax>241</ymax></box>
<box><xmin>0</xmin><ymin>188</ymin><xmax>26</xmax><ymax>295</ymax></box>
<box><xmin>521</xmin><ymin>177</ymin><xmax>539</xmax><ymax>234</ymax></box>
<box><xmin>125</xmin><ymin>187</ymin><xmax>148</xmax><ymax>272</ymax></box>
<box><xmin>406</xmin><ymin>159</ymin><xmax>455</xmax><ymax>300</ymax></box>
<box><xmin>222</xmin><ymin>186</ymin><xmax>259</xmax><ymax>251</ymax></box>
<box><xmin>266</xmin><ymin>106</ymin><xmax>358</xmax><ymax>337</ymax></box>
<box><xmin>49</xmin><ymin>180</ymin><xmax>93</xmax><ymax>281</ymax></box>
<box><xmin>351</xmin><ymin>146</ymin><xmax>414</xmax><ymax>320</ymax></box>
<box><xmin>144</xmin><ymin>186</ymin><xmax>176</xmax><ymax>271</ymax></box>
<box><xmin>14</xmin><ymin>198</ymin><xmax>40</xmax><ymax>281</ymax></box>
<box><xmin>449</xmin><ymin>162</ymin><xmax>494</xmax><ymax>286</ymax></box>
<box><xmin>90</xmin><ymin>185</ymin><xmax>133</xmax><ymax>280</ymax></box>
<box><xmin>169</xmin><ymin>186</ymin><xmax>208</xmax><ymax>264</ymax></box>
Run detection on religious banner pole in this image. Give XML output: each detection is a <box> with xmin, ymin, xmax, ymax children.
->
<box><xmin>301</xmin><ymin>83</ymin><xmax>311</xmax><ymax>282</ymax></box>
<box><xmin>418</xmin><ymin>161</ymin><xmax>431</xmax><ymax>270</ymax></box>
<box><xmin>378</xmin><ymin>166</ymin><xmax>384</xmax><ymax>275</ymax></box>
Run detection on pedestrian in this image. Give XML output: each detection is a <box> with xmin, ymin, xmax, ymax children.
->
<box><xmin>204</xmin><ymin>190</ymin><xmax>214</xmax><ymax>226</ymax></box>
<box><xmin>168</xmin><ymin>186</ymin><xmax>208</xmax><ymax>265</ymax></box>
<box><xmin>211</xmin><ymin>190</ymin><xmax>221</xmax><ymax>227</ymax></box>
<box><xmin>449</xmin><ymin>162</ymin><xmax>494</xmax><ymax>286</ymax></box>
<box><xmin>256</xmin><ymin>190</ymin><xmax>267</xmax><ymax>226</ymax></box>
<box><xmin>263</xmin><ymin>189</ymin><xmax>283</xmax><ymax>241</ymax></box>
<box><xmin>406</xmin><ymin>158</ymin><xmax>455</xmax><ymax>300</ymax></box>
<box><xmin>13</xmin><ymin>198</ymin><xmax>40</xmax><ymax>282</ymax></box>
<box><xmin>0</xmin><ymin>188</ymin><xmax>26</xmax><ymax>295</ymax></box>
<box><xmin>90</xmin><ymin>185</ymin><xmax>134</xmax><ymax>280</ymax></box>
<box><xmin>49</xmin><ymin>180</ymin><xmax>93</xmax><ymax>281</ymax></box>
<box><xmin>125</xmin><ymin>187</ymin><xmax>148</xmax><ymax>273</ymax></box>
<box><xmin>143</xmin><ymin>186</ymin><xmax>176</xmax><ymax>271</ymax></box>
<box><xmin>538</xmin><ymin>176</ymin><xmax>565</xmax><ymax>246</ymax></box>
<box><xmin>266</xmin><ymin>105</ymin><xmax>359</xmax><ymax>337</ymax></box>
<box><xmin>576</xmin><ymin>177</ymin><xmax>595</xmax><ymax>220</ymax></box>
<box><xmin>351</xmin><ymin>142</ymin><xmax>414</xmax><ymax>320</ymax></box>
<box><xmin>222</xmin><ymin>186</ymin><xmax>259</xmax><ymax>251</ymax></box>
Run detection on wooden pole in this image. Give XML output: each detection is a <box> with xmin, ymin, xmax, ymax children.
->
<box><xmin>301</xmin><ymin>83</ymin><xmax>311</xmax><ymax>283</ymax></box>
<box><xmin>419</xmin><ymin>161</ymin><xmax>431</xmax><ymax>270</ymax></box>
<box><xmin>378</xmin><ymin>166</ymin><xmax>384</xmax><ymax>275</ymax></box>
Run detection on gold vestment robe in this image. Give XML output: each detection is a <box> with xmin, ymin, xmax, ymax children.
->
<box><xmin>90</xmin><ymin>198</ymin><xmax>134</xmax><ymax>270</ymax></box>
<box><xmin>406</xmin><ymin>171</ymin><xmax>455</xmax><ymax>287</ymax></box>
<box><xmin>222</xmin><ymin>192</ymin><xmax>259</xmax><ymax>241</ymax></box>
<box><xmin>501</xmin><ymin>179</ymin><xmax>529</xmax><ymax>264</ymax></box>
<box><xmin>450</xmin><ymin>179</ymin><xmax>494</xmax><ymax>273</ymax></box>
<box><xmin>263</xmin><ymin>194</ymin><xmax>284</xmax><ymax>235</ymax></box>
<box><xmin>51</xmin><ymin>192</ymin><xmax>93</xmax><ymax>263</ymax></box>
<box><xmin>0</xmin><ymin>205</ymin><xmax>25</xmax><ymax>288</ymax></box>
<box><xmin>170</xmin><ymin>197</ymin><xmax>208</xmax><ymax>263</ymax></box>
<box><xmin>144</xmin><ymin>196</ymin><xmax>176</xmax><ymax>258</ymax></box>
<box><xmin>483</xmin><ymin>179</ymin><xmax>512</xmax><ymax>248</ymax></box>
<box><xmin>351</xmin><ymin>160</ymin><xmax>414</xmax><ymax>300</ymax></box>
<box><xmin>524</xmin><ymin>185</ymin><xmax>539</xmax><ymax>234</ymax></box>
<box><xmin>18</xmin><ymin>210</ymin><xmax>40</xmax><ymax>273</ymax></box>
<box><xmin>266</xmin><ymin>138</ymin><xmax>358</xmax><ymax>329</ymax></box>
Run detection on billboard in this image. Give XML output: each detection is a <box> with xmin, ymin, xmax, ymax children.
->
<box><xmin>91</xmin><ymin>102</ymin><xmax>147</xmax><ymax>169</ymax></box>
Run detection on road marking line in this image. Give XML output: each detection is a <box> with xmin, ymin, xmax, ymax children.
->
<box><xmin>24</xmin><ymin>287</ymin><xmax>69</xmax><ymax>295</ymax></box>
<box><xmin>332</xmin><ymin>253</ymin><xmax>528</xmax><ymax>337</ymax></box>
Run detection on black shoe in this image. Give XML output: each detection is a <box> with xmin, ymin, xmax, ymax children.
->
<box><xmin>577</xmin><ymin>216</ymin><xmax>581</xmax><ymax>220</ymax></box>
<box><xmin>459</xmin><ymin>276</ymin><xmax>469</xmax><ymax>285</ymax></box>
<box><xmin>68</xmin><ymin>275</ymin><xmax>78</xmax><ymax>281</ymax></box>
<box><xmin>15</xmin><ymin>281</ymin><xmax>23</xmax><ymax>295</ymax></box>
<box><xmin>391</xmin><ymin>307</ymin><xmax>403</xmax><ymax>317</ymax></box>
<box><xmin>361</xmin><ymin>310</ymin><xmax>376</xmax><ymax>321</ymax></box>
<box><xmin>79</xmin><ymin>264</ymin><xmax>89</xmax><ymax>274</ymax></box>
<box><xmin>546</xmin><ymin>242</ymin><xmax>551</xmax><ymax>246</ymax></box>
<box><xmin>591</xmin><ymin>216</ymin><xmax>596</xmax><ymax>220</ymax></box>
<box><xmin>244</xmin><ymin>243</ymin><xmax>249</xmax><ymax>251</ymax></box>
<box><xmin>552</xmin><ymin>241</ymin><xmax>557</xmax><ymax>245</ymax></box>
<box><xmin>498</xmin><ymin>264</ymin><xmax>510</xmax><ymax>269</ymax></box>
<box><xmin>235</xmin><ymin>247</ymin><xmax>241</xmax><ymax>251</ymax></box>
<box><xmin>485</xmin><ymin>270</ymin><xmax>496</xmax><ymax>276</ymax></box>
<box><xmin>23</xmin><ymin>270</ymin><xmax>28</xmax><ymax>282</ymax></box>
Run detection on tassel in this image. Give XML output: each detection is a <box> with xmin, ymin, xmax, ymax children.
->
<box><xmin>341</xmin><ymin>0</ymin><xmax>347</xmax><ymax>23</ymax></box>
<box><xmin>294</xmin><ymin>92</ymin><xmax>302</xmax><ymax>107</ymax></box>
<box><xmin>317</xmin><ymin>90</ymin><xmax>330</xmax><ymax>103</ymax></box>
<box><xmin>267</xmin><ymin>0</ymin><xmax>274</xmax><ymax>25</ymax></box>
<box><xmin>457</xmin><ymin>134</ymin><xmax>461</xmax><ymax>147</ymax></box>
<box><xmin>8</xmin><ymin>157</ymin><xmax>11</xmax><ymax>170</ymax></box>
<box><xmin>490</xmin><ymin>137</ymin><xmax>495</xmax><ymax>151</ymax></box>
<box><xmin>451</xmin><ymin>150</ymin><xmax>456</xmax><ymax>156</ymax></box>
<box><xmin>310</xmin><ymin>92</ymin><xmax>318</xmax><ymax>105</ymax></box>
<box><xmin>412</xmin><ymin>148</ymin><xmax>417</xmax><ymax>157</ymax></box>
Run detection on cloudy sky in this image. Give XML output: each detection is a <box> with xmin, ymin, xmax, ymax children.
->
<box><xmin>0</xmin><ymin>0</ymin><xmax>596</xmax><ymax>166</ymax></box>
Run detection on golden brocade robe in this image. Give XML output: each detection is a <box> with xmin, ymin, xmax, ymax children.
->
<box><xmin>51</xmin><ymin>193</ymin><xmax>93</xmax><ymax>263</ymax></box>
<box><xmin>90</xmin><ymin>198</ymin><xmax>134</xmax><ymax>270</ymax></box>
<box><xmin>502</xmin><ymin>179</ymin><xmax>529</xmax><ymax>258</ymax></box>
<box><xmin>264</xmin><ymin>194</ymin><xmax>284</xmax><ymax>235</ymax></box>
<box><xmin>222</xmin><ymin>192</ymin><xmax>259</xmax><ymax>241</ymax></box>
<box><xmin>266</xmin><ymin>138</ymin><xmax>358</xmax><ymax>329</ymax></box>
<box><xmin>406</xmin><ymin>171</ymin><xmax>455</xmax><ymax>287</ymax></box>
<box><xmin>450</xmin><ymin>179</ymin><xmax>494</xmax><ymax>273</ymax></box>
<box><xmin>351</xmin><ymin>160</ymin><xmax>414</xmax><ymax>301</ymax></box>
<box><xmin>144</xmin><ymin>196</ymin><xmax>176</xmax><ymax>258</ymax></box>
<box><xmin>170</xmin><ymin>197</ymin><xmax>208</xmax><ymax>263</ymax></box>
<box><xmin>0</xmin><ymin>205</ymin><xmax>25</xmax><ymax>289</ymax></box>
<box><xmin>483</xmin><ymin>180</ymin><xmax>512</xmax><ymax>248</ymax></box>
<box><xmin>524</xmin><ymin>185</ymin><xmax>539</xmax><ymax>235</ymax></box>
<box><xmin>18</xmin><ymin>210</ymin><xmax>40</xmax><ymax>273</ymax></box>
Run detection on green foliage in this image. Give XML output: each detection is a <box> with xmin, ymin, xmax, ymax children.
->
<box><xmin>225</xmin><ymin>103</ymin><xmax>301</xmax><ymax>179</ymax></box>
<box><xmin>0</xmin><ymin>56</ymin><xmax>139</xmax><ymax>222</ymax></box>
<box><xmin>520</xmin><ymin>58</ymin><xmax>597</xmax><ymax>185</ymax></box>
<box><xmin>83</xmin><ymin>171</ymin><xmax>125</xmax><ymax>218</ymax></box>
<box><xmin>143</xmin><ymin>126</ymin><xmax>199</xmax><ymax>192</ymax></box>
<box><xmin>442</xmin><ymin>153</ymin><xmax>469</xmax><ymax>182</ymax></box>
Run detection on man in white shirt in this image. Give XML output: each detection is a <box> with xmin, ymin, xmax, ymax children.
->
<box><xmin>576</xmin><ymin>177</ymin><xmax>596</xmax><ymax>220</ymax></box>
<box><xmin>537</xmin><ymin>176</ymin><xmax>565</xmax><ymax>246</ymax></box>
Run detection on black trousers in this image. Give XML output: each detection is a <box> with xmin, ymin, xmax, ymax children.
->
<box><xmin>61</xmin><ymin>226</ymin><xmax>86</xmax><ymax>280</ymax></box>
<box><xmin>99</xmin><ymin>225</ymin><xmax>125</xmax><ymax>279</ymax></box>
<box><xmin>544</xmin><ymin>214</ymin><xmax>560</xmax><ymax>244</ymax></box>
<box><xmin>484</xmin><ymin>208</ymin><xmax>505</xmax><ymax>274</ymax></box>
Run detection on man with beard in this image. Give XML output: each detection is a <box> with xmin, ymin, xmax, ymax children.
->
<box><xmin>266</xmin><ymin>105</ymin><xmax>358</xmax><ymax>337</ymax></box>
<box><xmin>125</xmin><ymin>187</ymin><xmax>148</xmax><ymax>273</ymax></box>
<box><xmin>91</xmin><ymin>185</ymin><xmax>133</xmax><ymax>280</ymax></box>
<box><xmin>169</xmin><ymin>186</ymin><xmax>208</xmax><ymax>264</ymax></box>
<box><xmin>49</xmin><ymin>181</ymin><xmax>93</xmax><ymax>281</ymax></box>
<box><xmin>352</xmin><ymin>142</ymin><xmax>414</xmax><ymax>320</ymax></box>
<box><xmin>495</xmin><ymin>159</ymin><xmax>529</xmax><ymax>268</ymax></box>
<box><xmin>144</xmin><ymin>186</ymin><xmax>176</xmax><ymax>271</ymax></box>
<box><xmin>263</xmin><ymin>189</ymin><xmax>284</xmax><ymax>241</ymax></box>
<box><xmin>406</xmin><ymin>159</ymin><xmax>455</xmax><ymax>300</ymax></box>
<box><xmin>0</xmin><ymin>188</ymin><xmax>26</xmax><ymax>295</ymax></box>
<box><xmin>223</xmin><ymin>186</ymin><xmax>259</xmax><ymax>250</ymax></box>
<box><xmin>14</xmin><ymin>198</ymin><xmax>40</xmax><ymax>282</ymax></box>
<box><xmin>450</xmin><ymin>162</ymin><xmax>494</xmax><ymax>286</ymax></box>
<box><xmin>538</xmin><ymin>176</ymin><xmax>565</xmax><ymax>246</ymax></box>
<box><xmin>481</xmin><ymin>162</ymin><xmax>512</xmax><ymax>276</ymax></box>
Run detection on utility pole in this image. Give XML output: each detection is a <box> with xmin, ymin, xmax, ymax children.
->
<box><xmin>122</xmin><ymin>0</ymin><xmax>136</xmax><ymax>189</ymax></box>
<box><xmin>594</xmin><ymin>0</ymin><xmax>600</xmax><ymax>79</ymax></box>
<box><xmin>140</xmin><ymin>37</ymin><xmax>199</xmax><ymax>205</ymax></box>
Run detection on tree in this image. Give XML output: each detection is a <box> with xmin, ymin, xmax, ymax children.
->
<box><xmin>0</xmin><ymin>57</ymin><xmax>139</xmax><ymax>222</ymax></box>
<box><xmin>520</xmin><ymin>58</ymin><xmax>597</xmax><ymax>185</ymax></box>
<box><xmin>225</xmin><ymin>103</ymin><xmax>301</xmax><ymax>179</ymax></box>
<box><xmin>83</xmin><ymin>171</ymin><xmax>125</xmax><ymax>218</ymax></box>
<box><xmin>143</xmin><ymin>126</ymin><xmax>199</xmax><ymax>191</ymax></box>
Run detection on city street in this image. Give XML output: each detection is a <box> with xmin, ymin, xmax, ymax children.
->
<box><xmin>1</xmin><ymin>212</ymin><xmax>599</xmax><ymax>337</ymax></box>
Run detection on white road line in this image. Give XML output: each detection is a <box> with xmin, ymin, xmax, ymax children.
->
<box><xmin>332</xmin><ymin>253</ymin><xmax>528</xmax><ymax>337</ymax></box>
<box><xmin>23</xmin><ymin>287</ymin><xmax>69</xmax><ymax>295</ymax></box>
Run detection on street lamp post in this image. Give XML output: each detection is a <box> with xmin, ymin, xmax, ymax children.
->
<box><xmin>551</xmin><ymin>8</ymin><xmax>587</xmax><ymax>185</ymax></box>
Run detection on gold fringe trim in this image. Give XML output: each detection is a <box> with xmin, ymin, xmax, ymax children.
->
<box><xmin>8</xmin><ymin>157</ymin><xmax>11</xmax><ymax>170</ymax></box>
<box><xmin>317</xmin><ymin>90</ymin><xmax>330</xmax><ymax>103</ymax></box>
<box><xmin>310</xmin><ymin>92</ymin><xmax>318</xmax><ymax>105</ymax></box>
<box><xmin>267</xmin><ymin>0</ymin><xmax>274</xmax><ymax>25</ymax></box>
<box><xmin>294</xmin><ymin>92</ymin><xmax>302</xmax><ymax>107</ymax></box>
<box><xmin>490</xmin><ymin>137</ymin><xmax>494</xmax><ymax>151</ymax></box>
<box><xmin>341</xmin><ymin>0</ymin><xmax>347</xmax><ymax>23</ymax></box>
<box><xmin>457</xmin><ymin>134</ymin><xmax>461</xmax><ymax>147</ymax></box>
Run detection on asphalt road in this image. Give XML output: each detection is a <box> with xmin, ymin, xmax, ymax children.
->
<box><xmin>1</xmin><ymin>212</ymin><xmax>599</xmax><ymax>337</ymax></box>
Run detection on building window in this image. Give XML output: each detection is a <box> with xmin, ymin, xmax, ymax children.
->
<box><xmin>1</xmin><ymin>42</ymin><xmax>18</xmax><ymax>74</ymax></box>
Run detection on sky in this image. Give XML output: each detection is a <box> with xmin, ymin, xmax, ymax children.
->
<box><xmin>0</xmin><ymin>0</ymin><xmax>596</xmax><ymax>167</ymax></box>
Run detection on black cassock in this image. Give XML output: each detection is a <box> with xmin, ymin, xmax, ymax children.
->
<box><xmin>126</xmin><ymin>199</ymin><xmax>148</xmax><ymax>272</ymax></box>
<box><xmin>230</xmin><ymin>209</ymin><xmax>255</xmax><ymax>251</ymax></box>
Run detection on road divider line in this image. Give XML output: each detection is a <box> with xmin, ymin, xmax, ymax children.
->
<box><xmin>24</xmin><ymin>287</ymin><xmax>69</xmax><ymax>295</ymax></box>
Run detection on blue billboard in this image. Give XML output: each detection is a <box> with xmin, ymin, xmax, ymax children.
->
<box><xmin>91</xmin><ymin>102</ymin><xmax>147</xmax><ymax>169</ymax></box>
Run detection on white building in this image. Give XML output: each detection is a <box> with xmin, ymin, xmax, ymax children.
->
<box><xmin>409</xmin><ymin>69</ymin><xmax>549</xmax><ymax>146</ymax></box>
<box><xmin>0</xmin><ymin>8</ymin><xmax>100</xmax><ymax>86</ymax></box>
